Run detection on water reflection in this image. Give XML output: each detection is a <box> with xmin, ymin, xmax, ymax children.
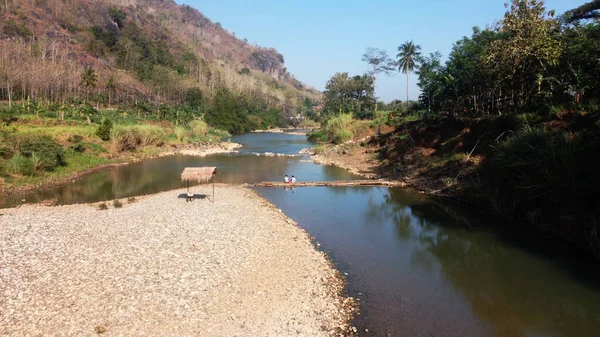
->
<box><xmin>1</xmin><ymin>132</ymin><xmax>359</xmax><ymax>208</ymax></box>
<box><xmin>258</xmin><ymin>186</ymin><xmax>600</xmax><ymax>337</ymax></box>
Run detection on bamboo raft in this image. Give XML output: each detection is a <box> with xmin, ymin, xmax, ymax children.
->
<box><xmin>250</xmin><ymin>180</ymin><xmax>406</xmax><ymax>187</ymax></box>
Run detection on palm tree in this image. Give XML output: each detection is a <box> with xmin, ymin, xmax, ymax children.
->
<box><xmin>80</xmin><ymin>66</ymin><xmax>97</xmax><ymax>102</ymax></box>
<box><xmin>396</xmin><ymin>41</ymin><xmax>422</xmax><ymax>110</ymax></box>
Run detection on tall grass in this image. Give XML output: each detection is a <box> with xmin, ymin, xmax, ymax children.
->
<box><xmin>9</xmin><ymin>154</ymin><xmax>34</xmax><ymax>176</ymax></box>
<box><xmin>189</xmin><ymin>119</ymin><xmax>209</xmax><ymax>138</ymax></box>
<box><xmin>480</xmin><ymin>125</ymin><xmax>600</xmax><ymax>256</ymax></box>
<box><xmin>174</xmin><ymin>126</ymin><xmax>187</xmax><ymax>143</ymax></box>
<box><xmin>16</xmin><ymin>125</ymin><xmax>97</xmax><ymax>141</ymax></box>
<box><xmin>485</xmin><ymin>125</ymin><xmax>575</xmax><ymax>214</ymax></box>
<box><xmin>325</xmin><ymin>113</ymin><xmax>354</xmax><ymax>144</ymax></box>
<box><xmin>110</xmin><ymin>125</ymin><xmax>166</xmax><ymax>152</ymax></box>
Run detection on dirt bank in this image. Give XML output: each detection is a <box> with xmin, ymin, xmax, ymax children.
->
<box><xmin>0</xmin><ymin>185</ymin><xmax>356</xmax><ymax>336</ymax></box>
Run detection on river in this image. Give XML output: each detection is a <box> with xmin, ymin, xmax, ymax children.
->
<box><xmin>2</xmin><ymin>131</ymin><xmax>600</xmax><ymax>337</ymax></box>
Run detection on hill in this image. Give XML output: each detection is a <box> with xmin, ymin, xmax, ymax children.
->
<box><xmin>0</xmin><ymin>0</ymin><xmax>320</xmax><ymax>119</ymax></box>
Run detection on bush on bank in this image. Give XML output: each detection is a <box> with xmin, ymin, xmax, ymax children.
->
<box><xmin>478</xmin><ymin>123</ymin><xmax>600</xmax><ymax>257</ymax></box>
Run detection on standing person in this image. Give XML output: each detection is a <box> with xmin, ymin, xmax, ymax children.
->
<box><xmin>284</xmin><ymin>174</ymin><xmax>289</xmax><ymax>183</ymax></box>
<box><xmin>291</xmin><ymin>175</ymin><xmax>296</xmax><ymax>183</ymax></box>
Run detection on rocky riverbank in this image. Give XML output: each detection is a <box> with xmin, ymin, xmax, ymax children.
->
<box><xmin>0</xmin><ymin>185</ymin><xmax>356</xmax><ymax>336</ymax></box>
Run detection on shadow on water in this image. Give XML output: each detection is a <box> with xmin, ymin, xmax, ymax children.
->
<box><xmin>257</xmin><ymin>186</ymin><xmax>600</xmax><ymax>337</ymax></box>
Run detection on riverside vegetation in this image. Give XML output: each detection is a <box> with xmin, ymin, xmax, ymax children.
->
<box><xmin>308</xmin><ymin>1</ymin><xmax>600</xmax><ymax>259</ymax></box>
<box><xmin>0</xmin><ymin>0</ymin><xmax>318</xmax><ymax>192</ymax></box>
<box><xmin>0</xmin><ymin>102</ymin><xmax>232</xmax><ymax>193</ymax></box>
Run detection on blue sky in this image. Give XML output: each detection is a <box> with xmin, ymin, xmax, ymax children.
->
<box><xmin>178</xmin><ymin>0</ymin><xmax>582</xmax><ymax>103</ymax></box>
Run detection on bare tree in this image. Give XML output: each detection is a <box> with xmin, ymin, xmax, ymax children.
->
<box><xmin>362</xmin><ymin>47</ymin><xmax>395</xmax><ymax>112</ymax></box>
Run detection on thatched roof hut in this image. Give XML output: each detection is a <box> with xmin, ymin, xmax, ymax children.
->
<box><xmin>181</xmin><ymin>167</ymin><xmax>218</xmax><ymax>184</ymax></box>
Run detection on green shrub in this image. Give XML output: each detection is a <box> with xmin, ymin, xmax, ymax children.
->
<box><xmin>67</xmin><ymin>135</ymin><xmax>84</xmax><ymax>143</ymax></box>
<box><xmin>71</xmin><ymin>143</ymin><xmax>86</xmax><ymax>153</ymax></box>
<box><xmin>0</xmin><ymin>158</ymin><xmax>7</xmax><ymax>176</ymax></box>
<box><xmin>18</xmin><ymin>135</ymin><xmax>64</xmax><ymax>171</ymax></box>
<box><xmin>307</xmin><ymin>130</ymin><xmax>328</xmax><ymax>143</ymax></box>
<box><xmin>0</xmin><ymin>145</ymin><xmax>14</xmax><ymax>159</ymax></box>
<box><xmin>67</xmin><ymin>134</ymin><xmax>86</xmax><ymax>153</ymax></box>
<box><xmin>9</xmin><ymin>154</ymin><xmax>35</xmax><ymax>176</ymax></box>
<box><xmin>98</xmin><ymin>202</ymin><xmax>108</xmax><ymax>210</ymax></box>
<box><xmin>189</xmin><ymin>119</ymin><xmax>208</xmax><ymax>138</ymax></box>
<box><xmin>96</xmin><ymin>118</ymin><xmax>113</xmax><ymax>141</ymax></box>
<box><xmin>113</xmin><ymin>199</ymin><xmax>122</xmax><ymax>208</ymax></box>
<box><xmin>207</xmin><ymin>128</ymin><xmax>230</xmax><ymax>138</ymax></box>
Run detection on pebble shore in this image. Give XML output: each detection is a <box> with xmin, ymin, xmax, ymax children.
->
<box><xmin>0</xmin><ymin>185</ymin><xmax>353</xmax><ymax>336</ymax></box>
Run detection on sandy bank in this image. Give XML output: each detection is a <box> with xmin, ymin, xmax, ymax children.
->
<box><xmin>158</xmin><ymin>141</ymin><xmax>242</xmax><ymax>157</ymax></box>
<box><xmin>252</xmin><ymin>129</ymin><xmax>308</xmax><ymax>136</ymax></box>
<box><xmin>0</xmin><ymin>186</ymin><xmax>354</xmax><ymax>336</ymax></box>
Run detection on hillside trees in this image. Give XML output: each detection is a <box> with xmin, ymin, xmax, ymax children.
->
<box><xmin>81</xmin><ymin>66</ymin><xmax>98</xmax><ymax>102</ymax></box>
<box><xmin>0</xmin><ymin>0</ymin><xmax>315</xmax><ymax>131</ymax></box>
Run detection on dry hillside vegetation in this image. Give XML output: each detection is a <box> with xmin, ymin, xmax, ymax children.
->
<box><xmin>0</xmin><ymin>0</ymin><xmax>320</xmax><ymax>110</ymax></box>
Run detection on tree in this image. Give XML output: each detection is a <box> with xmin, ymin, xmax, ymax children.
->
<box><xmin>484</xmin><ymin>0</ymin><xmax>562</xmax><ymax>109</ymax></box>
<box><xmin>185</xmin><ymin>87</ymin><xmax>204</xmax><ymax>109</ymax></box>
<box><xmin>362</xmin><ymin>47</ymin><xmax>395</xmax><ymax>112</ymax></box>
<box><xmin>322</xmin><ymin>72</ymin><xmax>375</xmax><ymax>119</ymax></box>
<box><xmin>396</xmin><ymin>41</ymin><xmax>422</xmax><ymax>110</ymax></box>
<box><xmin>442</xmin><ymin>27</ymin><xmax>501</xmax><ymax>115</ymax></box>
<box><xmin>563</xmin><ymin>1</ymin><xmax>600</xmax><ymax>23</ymax></box>
<box><xmin>416</xmin><ymin>52</ymin><xmax>442</xmax><ymax>114</ymax></box>
<box><xmin>81</xmin><ymin>66</ymin><xmax>98</xmax><ymax>102</ymax></box>
<box><xmin>559</xmin><ymin>23</ymin><xmax>600</xmax><ymax>103</ymax></box>
<box><xmin>105</xmin><ymin>75</ymin><xmax>117</xmax><ymax>109</ymax></box>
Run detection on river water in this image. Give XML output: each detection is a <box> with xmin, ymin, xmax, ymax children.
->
<box><xmin>3</xmin><ymin>131</ymin><xmax>600</xmax><ymax>336</ymax></box>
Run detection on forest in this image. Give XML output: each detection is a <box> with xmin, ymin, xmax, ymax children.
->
<box><xmin>314</xmin><ymin>0</ymin><xmax>600</xmax><ymax>258</ymax></box>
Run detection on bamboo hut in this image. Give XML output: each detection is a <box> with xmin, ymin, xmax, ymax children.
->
<box><xmin>181</xmin><ymin>167</ymin><xmax>218</xmax><ymax>202</ymax></box>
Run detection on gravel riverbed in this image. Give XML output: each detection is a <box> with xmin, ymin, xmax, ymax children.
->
<box><xmin>0</xmin><ymin>185</ymin><xmax>354</xmax><ymax>336</ymax></box>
